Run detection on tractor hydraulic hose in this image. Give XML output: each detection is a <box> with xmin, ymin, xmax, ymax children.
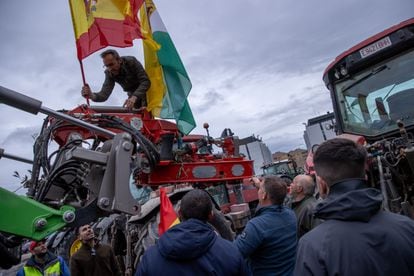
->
<box><xmin>377</xmin><ymin>156</ymin><xmax>390</xmax><ymax>211</ymax></box>
<box><xmin>106</xmin><ymin>116</ymin><xmax>160</xmax><ymax>168</ymax></box>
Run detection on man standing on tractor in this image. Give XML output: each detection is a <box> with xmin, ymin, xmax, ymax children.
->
<box><xmin>81</xmin><ymin>49</ymin><xmax>151</xmax><ymax>110</ymax></box>
<box><xmin>17</xmin><ymin>239</ymin><xmax>70</xmax><ymax>276</ymax></box>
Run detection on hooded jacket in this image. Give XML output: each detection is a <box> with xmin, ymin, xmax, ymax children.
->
<box><xmin>135</xmin><ymin>219</ymin><xmax>250</xmax><ymax>276</ymax></box>
<box><xmin>294</xmin><ymin>179</ymin><xmax>414</xmax><ymax>276</ymax></box>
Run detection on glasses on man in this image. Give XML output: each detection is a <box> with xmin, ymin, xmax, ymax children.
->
<box><xmin>103</xmin><ymin>62</ymin><xmax>116</xmax><ymax>68</ymax></box>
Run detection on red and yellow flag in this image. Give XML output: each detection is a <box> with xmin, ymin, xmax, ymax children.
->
<box><xmin>158</xmin><ymin>187</ymin><xmax>180</xmax><ymax>236</ymax></box>
<box><xmin>69</xmin><ymin>0</ymin><xmax>144</xmax><ymax>60</ymax></box>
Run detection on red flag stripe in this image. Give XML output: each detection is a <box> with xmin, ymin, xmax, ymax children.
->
<box><xmin>76</xmin><ymin>17</ymin><xmax>142</xmax><ymax>59</ymax></box>
<box><xmin>158</xmin><ymin>187</ymin><xmax>180</xmax><ymax>236</ymax></box>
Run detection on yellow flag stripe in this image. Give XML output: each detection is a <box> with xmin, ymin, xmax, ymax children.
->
<box><xmin>140</xmin><ymin>1</ymin><xmax>166</xmax><ymax>116</ymax></box>
<box><xmin>70</xmin><ymin>0</ymin><xmax>135</xmax><ymax>39</ymax></box>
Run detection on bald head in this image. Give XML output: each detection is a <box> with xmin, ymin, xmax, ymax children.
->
<box><xmin>291</xmin><ymin>175</ymin><xmax>315</xmax><ymax>200</ymax></box>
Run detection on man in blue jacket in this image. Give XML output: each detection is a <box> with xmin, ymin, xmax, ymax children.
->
<box><xmin>294</xmin><ymin>138</ymin><xmax>414</xmax><ymax>276</ymax></box>
<box><xmin>17</xmin><ymin>239</ymin><xmax>69</xmax><ymax>276</ymax></box>
<box><xmin>234</xmin><ymin>175</ymin><xmax>297</xmax><ymax>276</ymax></box>
<box><xmin>135</xmin><ymin>189</ymin><xmax>250</xmax><ymax>276</ymax></box>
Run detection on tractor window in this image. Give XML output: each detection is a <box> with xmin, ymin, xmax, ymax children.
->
<box><xmin>335</xmin><ymin>49</ymin><xmax>414</xmax><ymax>137</ymax></box>
<box><xmin>205</xmin><ymin>184</ymin><xmax>229</xmax><ymax>206</ymax></box>
<box><xmin>263</xmin><ymin>162</ymin><xmax>291</xmax><ymax>175</ymax></box>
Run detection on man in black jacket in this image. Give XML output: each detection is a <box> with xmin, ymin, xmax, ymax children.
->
<box><xmin>294</xmin><ymin>138</ymin><xmax>414</xmax><ymax>276</ymax></box>
<box><xmin>81</xmin><ymin>49</ymin><xmax>150</xmax><ymax>110</ymax></box>
<box><xmin>70</xmin><ymin>224</ymin><xmax>121</xmax><ymax>276</ymax></box>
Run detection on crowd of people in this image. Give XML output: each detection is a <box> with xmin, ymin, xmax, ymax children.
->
<box><xmin>17</xmin><ymin>137</ymin><xmax>414</xmax><ymax>276</ymax></box>
<box><xmin>15</xmin><ymin>51</ymin><xmax>414</xmax><ymax>275</ymax></box>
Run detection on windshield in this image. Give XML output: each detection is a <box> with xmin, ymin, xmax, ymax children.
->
<box><xmin>334</xmin><ymin>49</ymin><xmax>414</xmax><ymax>136</ymax></box>
<box><xmin>263</xmin><ymin>162</ymin><xmax>290</xmax><ymax>175</ymax></box>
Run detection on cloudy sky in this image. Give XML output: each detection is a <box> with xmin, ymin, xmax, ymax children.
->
<box><xmin>0</xmin><ymin>0</ymin><xmax>413</xmax><ymax>191</ymax></box>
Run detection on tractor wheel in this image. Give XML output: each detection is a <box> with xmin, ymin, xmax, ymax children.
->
<box><xmin>51</xmin><ymin>229</ymin><xmax>77</xmax><ymax>265</ymax></box>
<box><xmin>209</xmin><ymin>208</ymin><xmax>235</xmax><ymax>241</ymax></box>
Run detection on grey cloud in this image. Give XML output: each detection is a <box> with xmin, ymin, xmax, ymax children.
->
<box><xmin>1</xmin><ymin>126</ymin><xmax>39</xmax><ymax>146</ymax></box>
<box><xmin>193</xmin><ymin>89</ymin><xmax>225</xmax><ymax>114</ymax></box>
<box><xmin>1</xmin><ymin>0</ymin><xmax>413</xmax><ymax>192</ymax></box>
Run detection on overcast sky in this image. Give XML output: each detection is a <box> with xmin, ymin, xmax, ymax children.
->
<box><xmin>0</xmin><ymin>0</ymin><xmax>413</xmax><ymax>192</ymax></box>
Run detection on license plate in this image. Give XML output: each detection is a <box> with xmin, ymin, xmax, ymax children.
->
<box><xmin>359</xmin><ymin>36</ymin><xmax>392</xmax><ymax>58</ymax></box>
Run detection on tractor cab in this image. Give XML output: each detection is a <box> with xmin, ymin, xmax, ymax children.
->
<box><xmin>324</xmin><ymin>18</ymin><xmax>414</xmax><ymax>142</ymax></box>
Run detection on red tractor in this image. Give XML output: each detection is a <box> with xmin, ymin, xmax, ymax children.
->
<box><xmin>0</xmin><ymin>86</ymin><xmax>255</xmax><ymax>272</ymax></box>
<box><xmin>322</xmin><ymin>18</ymin><xmax>414</xmax><ymax>217</ymax></box>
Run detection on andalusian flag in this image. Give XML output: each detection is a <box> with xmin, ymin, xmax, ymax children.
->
<box><xmin>140</xmin><ymin>0</ymin><xmax>196</xmax><ymax>135</ymax></box>
<box><xmin>69</xmin><ymin>0</ymin><xmax>144</xmax><ymax>59</ymax></box>
<box><xmin>158</xmin><ymin>187</ymin><xmax>180</xmax><ymax>236</ymax></box>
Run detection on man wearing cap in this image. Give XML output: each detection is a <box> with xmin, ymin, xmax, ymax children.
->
<box><xmin>17</xmin><ymin>239</ymin><xmax>69</xmax><ymax>276</ymax></box>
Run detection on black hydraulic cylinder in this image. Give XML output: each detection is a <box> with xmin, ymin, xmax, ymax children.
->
<box><xmin>0</xmin><ymin>86</ymin><xmax>115</xmax><ymax>138</ymax></box>
<box><xmin>0</xmin><ymin>148</ymin><xmax>33</xmax><ymax>164</ymax></box>
<box><xmin>0</xmin><ymin>86</ymin><xmax>42</xmax><ymax>115</ymax></box>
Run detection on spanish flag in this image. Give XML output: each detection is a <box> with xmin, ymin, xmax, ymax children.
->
<box><xmin>158</xmin><ymin>187</ymin><xmax>180</xmax><ymax>236</ymax></box>
<box><xmin>140</xmin><ymin>0</ymin><xmax>196</xmax><ymax>135</ymax></box>
<box><xmin>69</xmin><ymin>0</ymin><xmax>144</xmax><ymax>60</ymax></box>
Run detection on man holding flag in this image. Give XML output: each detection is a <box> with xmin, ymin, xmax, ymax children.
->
<box><xmin>70</xmin><ymin>0</ymin><xmax>196</xmax><ymax>133</ymax></box>
<box><xmin>135</xmin><ymin>189</ymin><xmax>250</xmax><ymax>275</ymax></box>
<box><xmin>81</xmin><ymin>49</ymin><xmax>151</xmax><ymax>110</ymax></box>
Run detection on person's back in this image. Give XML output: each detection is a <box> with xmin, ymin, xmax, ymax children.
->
<box><xmin>294</xmin><ymin>138</ymin><xmax>414</xmax><ymax>276</ymax></box>
<box><xmin>135</xmin><ymin>189</ymin><xmax>250</xmax><ymax>276</ymax></box>
<box><xmin>235</xmin><ymin>176</ymin><xmax>297</xmax><ymax>276</ymax></box>
<box><xmin>136</xmin><ymin>219</ymin><xmax>249</xmax><ymax>275</ymax></box>
<box><xmin>296</xmin><ymin>180</ymin><xmax>414</xmax><ymax>275</ymax></box>
<box><xmin>238</xmin><ymin>206</ymin><xmax>296</xmax><ymax>275</ymax></box>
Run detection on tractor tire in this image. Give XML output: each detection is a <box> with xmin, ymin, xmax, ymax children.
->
<box><xmin>209</xmin><ymin>208</ymin><xmax>235</xmax><ymax>241</ymax></box>
<box><xmin>51</xmin><ymin>230</ymin><xmax>77</xmax><ymax>265</ymax></box>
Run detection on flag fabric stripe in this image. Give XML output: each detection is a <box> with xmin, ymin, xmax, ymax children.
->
<box><xmin>148</xmin><ymin>8</ymin><xmax>167</xmax><ymax>33</ymax></box>
<box><xmin>69</xmin><ymin>0</ymin><xmax>144</xmax><ymax>59</ymax></box>
<box><xmin>76</xmin><ymin>18</ymin><xmax>140</xmax><ymax>59</ymax></box>
<box><xmin>158</xmin><ymin>187</ymin><xmax>180</xmax><ymax>236</ymax></box>
<box><xmin>141</xmin><ymin>1</ymin><xmax>196</xmax><ymax>134</ymax></box>
<box><xmin>140</xmin><ymin>5</ymin><xmax>165</xmax><ymax>117</ymax></box>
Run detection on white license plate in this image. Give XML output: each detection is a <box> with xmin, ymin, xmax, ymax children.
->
<box><xmin>359</xmin><ymin>36</ymin><xmax>392</xmax><ymax>58</ymax></box>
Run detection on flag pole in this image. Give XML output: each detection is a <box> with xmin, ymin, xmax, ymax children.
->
<box><xmin>78</xmin><ymin>59</ymin><xmax>90</xmax><ymax>106</ymax></box>
<box><xmin>68</xmin><ymin>0</ymin><xmax>90</xmax><ymax>106</ymax></box>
